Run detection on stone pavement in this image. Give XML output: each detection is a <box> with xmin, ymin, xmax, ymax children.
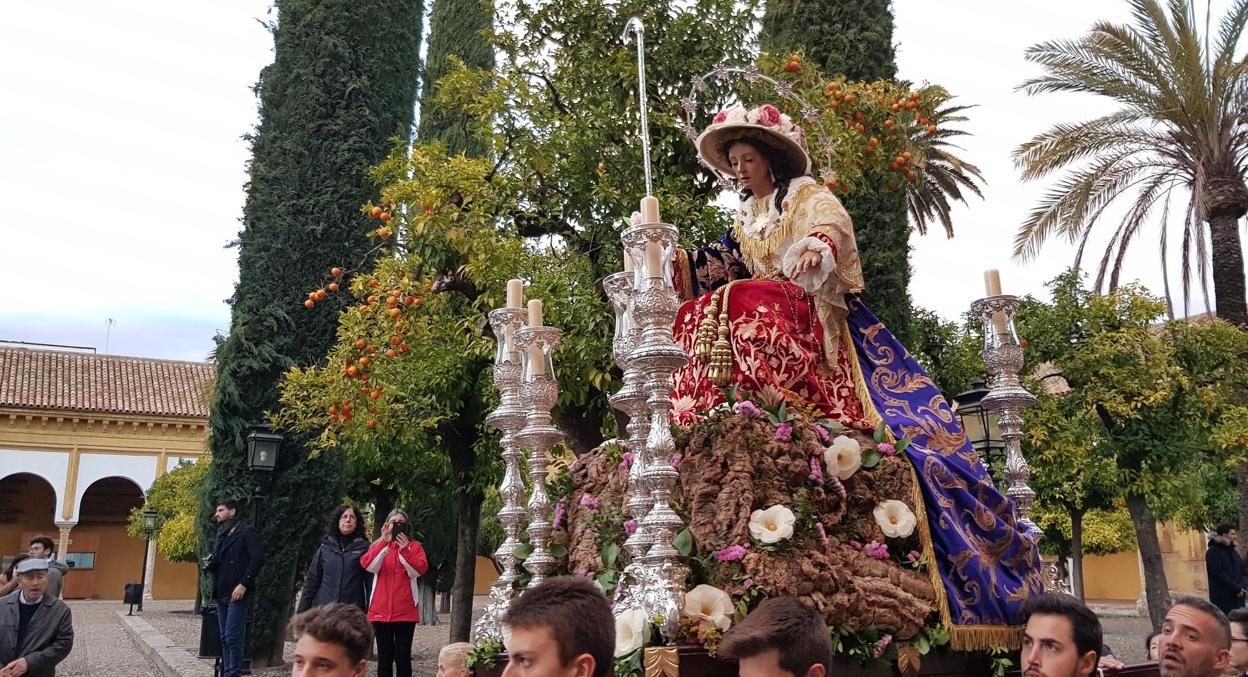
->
<box><xmin>59</xmin><ymin>600</ymin><xmax>162</xmax><ymax>676</ymax></box>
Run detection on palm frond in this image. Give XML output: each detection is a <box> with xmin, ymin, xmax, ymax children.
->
<box><xmin>1013</xmin><ymin>111</ymin><xmax>1160</xmax><ymax>180</ymax></box>
<box><xmin>1213</xmin><ymin>0</ymin><xmax>1248</xmax><ymax>75</ymax></box>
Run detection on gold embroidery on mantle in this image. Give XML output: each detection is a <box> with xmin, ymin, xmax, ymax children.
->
<box><xmin>643</xmin><ymin>646</ymin><xmax>680</xmax><ymax>677</ymax></box>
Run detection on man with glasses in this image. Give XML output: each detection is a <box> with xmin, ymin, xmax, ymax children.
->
<box><xmin>1228</xmin><ymin>608</ymin><xmax>1248</xmax><ymax>676</ymax></box>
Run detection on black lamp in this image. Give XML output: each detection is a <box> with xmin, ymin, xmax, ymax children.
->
<box><xmin>952</xmin><ymin>377</ymin><xmax>1004</xmax><ymax>476</ymax></box>
<box><xmin>246</xmin><ymin>426</ymin><xmax>282</xmax><ymax>472</ymax></box>
<box><xmin>142</xmin><ymin>508</ymin><xmax>158</xmax><ymax>538</ymax></box>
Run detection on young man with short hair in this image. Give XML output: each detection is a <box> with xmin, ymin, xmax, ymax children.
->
<box><xmin>438</xmin><ymin>642</ymin><xmax>474</xmax><ymax>677</ymax></box>
<box><xmin>202</xmin><ymin>499</ymin><xmax>265</xmax><ymax>677</ymax></box>
<box><xmin>1158</xmin><ymin>596</ymin><xmax>1232</xmax><ymax>677</ymax></box>
<box><xmin>25</xmin><ymin>538</ymin><xmax>68</xmax><ymax>600</ymax></box>
<box><xmin>289</xmin><ymin>603</ymin><xmax>373</xmax><ymax>677</ymax></box>
<box><xmin>501</xmin><ymin>576</ymin><xmax>613</xmax><ymax>677</ymax></box>
<box><xmin>1019</xmin><ymin>592</ymin><xmax>1101</xmax><ymax>677</ymax></box>
<box><xmin>1229</xmin><ymin>608</ymin><xmax>1248</xmax><ymax>677</ymax></box>
<box><xmin>0</xmin><ymin>556</ymin><xmax>75</xmax><ymax>677</ymax></box>
<box><xmin>719</xmin><ymin>597</ymin><xmax>832</xmax><ymax>677</ymax></box>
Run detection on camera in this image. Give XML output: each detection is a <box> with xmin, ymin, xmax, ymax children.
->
<box><xmin>390</xmin><ymin>522</ymin><xmax>410</xmax><ymax>540</ymax></box>
<box><xmin>200</xmin><ymin>554</ymin><xmax>215</xmax><ymax>572</ymax></box>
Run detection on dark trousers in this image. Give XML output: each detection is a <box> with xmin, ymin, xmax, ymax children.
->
<box><xmin>216</xmin><ymin>596</ymin><xmax>251</xmax><ymax>677</ymax></box>
<box><xmin>373</xmin><ymin>621</ymin><xmax>415</xmax><ymax>677</ymax></box>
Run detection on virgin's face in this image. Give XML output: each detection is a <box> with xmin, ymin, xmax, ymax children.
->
<box><xmin>728</xmin><ymin>141</ymin><xmax>774</xmax><ymax>197</ymax></box>
<box><xmin>338</xmin><ymin>510</ymin><xmax>357</xmax><ymax>536</ymax></box>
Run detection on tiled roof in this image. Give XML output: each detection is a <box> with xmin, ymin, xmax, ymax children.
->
<box><xmin>0</xmin><ymin>348</ymin><xmax>215</xmax><ymax>419</ymax></box>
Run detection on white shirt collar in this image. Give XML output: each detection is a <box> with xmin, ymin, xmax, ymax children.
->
<box><xmin>18</xmin><ymin>589</ymin><xmax>42</xmax><ymax>605</ymax></box>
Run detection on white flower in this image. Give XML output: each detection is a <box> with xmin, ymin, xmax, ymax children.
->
<box><xmin>724</xmin><ymin>106</ymin><xmax>748</xmax><ymax>124</ymax></box>
<box><xmin>824</xmin><ymin>435</ymin><xmax>862</xmax><ymax>480</ymax></box>
<box><xmin>874</xmin><ymin>499</ymin><xmax>918</xmax><ymax>538</ymax></box>
<box><xmin>749</xmin><ymin>504</ymin><xmax>796</xmax><ymax>544</ymax></box>
<box><xmin>614</xmin><ymin>607</ymin><xmax>651</xmax><ymax>657</ymax></box>
<box><xmin>683</xmin><ymin>584</ymin><xmax>734</xmax><ymax>633</ymax></box>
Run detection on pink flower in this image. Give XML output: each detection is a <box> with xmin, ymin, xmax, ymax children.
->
<box><xmin>619</xmin><ymin>452</ymin><xmax>634</xmax><ymax>470</ymax></box>
<box><xmin>734</xmin><ymin>400</ymin><xmax>763</xmax><ymax>419</ymax></box>
<box><xmin>670</xmin><ymin>453</ymin><xmax>683</xmax><ymax>469</ymax></box>
<box><xmin>816</xmin><ymin>522</ymin><xmax>830</xmax><ymax>549</ymax></box>
<box><xmin>864</xmin><ymin>541</ymin><xmax>889</xmax><ymax>560</ymax></box>
<box><xmin>579</xmin><ymin>494</ymin><xmax>600</xmax><ymax>515</ymax></box>
<box><xmin>714</xmin><ymin>544</ymin><xmax>749</xmax><ymax>562</ymax></box>
<box><xmin>908</xmin><ymin>550</ymin><xmax>922</xmax><ymax>562</ymax></box>
<box><xmin>878</xmin><ymin>442</ymin><xmax>896</xmax><ymax>456</ymax></box>
<box><xmin>849</xmin><ymin>540</ymin><xmax>863</xmax><ymax>550</ymax></box>
<box><xmin>809</xmin><ymin>456</ymin><xmax>824</xmax><ymax>483</ymax></box>
<box><xmin>553</xmin><ymin>498</ymin><xmax>567</xmax><ymax>529</ymax></box>
<box><xmin>624</xmin><ymin>519</ymin><xmax>638</xmax><ymax>535</ymax></box>
<box><xmin>873</xmin><ymin>634</ymin><xmax>893</xmax><ymax>659</ymax></box>
<box><xmin>774</xmin><ymin>423</ymin><xmax>793</xmax><ymax>442</ymax></box>
<box><xmin>712</xmin><ymin>111</ymin><xmax>728</xmax><ymax>124</ymax></box>
<box><xmin>742</xmin><ymin>578</ymin><xmax>755</xmax><ymax>588</ymax></box>
<box><xmin>756</xmin><ymin>104</ymin><xmax>781</xmax><ymax>127</ymax></box>
<box><xmin>815</xmin><ymin>425</ymin><xmax>830</xmax><ymax>443</ymax></box>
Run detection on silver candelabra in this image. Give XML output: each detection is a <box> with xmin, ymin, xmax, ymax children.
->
<box><xmin>513</xmin><ymin>325</ymin><xmax>565</xmax><ymax>588</ymax></box>
<box><xmin>471</xmin><ymin>308</ymin><xmax>530</xmax><ymax>643</ymax></box>
<box><xmin>623</xmin><ymin>222</ymin><xmax>690</xmax><ymax>639</ymax></box>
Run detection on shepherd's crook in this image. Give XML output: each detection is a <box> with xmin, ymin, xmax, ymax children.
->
<box><xmin>621</xmin><ymin>17</ymin><xmax>653</xmax><ymax>198</ymax></box>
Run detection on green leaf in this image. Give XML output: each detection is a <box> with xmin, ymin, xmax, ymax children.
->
<box><xmin>861</xmin><ymin>450</ymin><xmax>883</xmax><ymax>469</ymax></box>
<box><xmin>514</xmin><ymin>543</ymin><xmax>534</xmax><ymax>560</ymax></box>
<box><xmin>602</xmin><ymin>542</ymin><xmax>620</xmax><ymax>569</ymax></box>
<box><xmin>673</xmin><ymin>528</ymin><xmax>694</xmax><ymax>556</ymax></box>
<box><xmin>915</xmin><ymin>634</ymin><xmax>931</xmax><ymax>654</ymax></box>
<box><xmin>873</xmin><ymin>420</ymin><xmax>888</xmax><ymax>444</ymax></box>
<box><xmin>896</xmin><ymin>438</ymin><xmax>912</xmax><ymax>454</ymax></box>
<box><xmin>550</xmin><ymin>542</ymin><xmax>568</xmax><ymax>559</ymax></box>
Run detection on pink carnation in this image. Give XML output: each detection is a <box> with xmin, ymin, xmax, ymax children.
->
<box><xmin>734</xmin><ymin>400</ymin><xmax>763</xmax><ymax>419</ymax></box>
<box><xmin>619</xmin><ymin>452</ymin><xmax>634</xmax><ymax>470</ymax></box>
<box><xmin>907</xmin><ymin>550</ymin><xmax>922</xmax><ymax>562</ymax></box>
<box><xmin>742</xmin><ymin>578</ymin><xmax>755</xmax><ymax>588</ymax></box>
<box><xmin>624</xmin><ymin>519</ymin><xmax>638</xmax><ymax>535</ymax></box>
<box><xmin>878</xmin><ymin>442</ymin><xmax>896</xmax><ymax>456</ymax></box>
<box><xmin>864</xmin><ymin>541</ymin><xmax>889</xmax><ymax>560</ymax></box>
<box><xmin>670</xmin><ymin>453</ymin><xmax>683</xmax><ymax>469</ymax></box>
<box><xmin>816</xmin><ymin>521</ymin><xmax>830</xmax><ymax>549</ymax></box>
<box><xmin>553</xmin><ymin>498</ymin><xmax>567</xmax><ymax>529</ymax></box>
<box><xmin>712</xmin><ymin>111</ymin><xmax>728</xmax><ymax>124</ymax></box>
<box><xmin>579</xmin><ymin>494</ymin><xmax>600</xmax><ymax>515</ymax></box>
<box><xmin>815</xmin><ymin>425</ymin><xmax>830</xmax><ymax>443</ymax></box>
<box><xmin>774</xmin><ymin>422</ymin><xmax>793</xmax><ymax>442</ymax></box>
<box><xmin>873</xmin><ymin>634</ymin><xmax>893</xmax><ymax>659</ymax></box>
<box><xmin>715</xmin><ymin>544</ymin><xmax>749</xmax><ymax>562</ymax></box>
<box><xmin>756</xmin><ymin>104</ymin><xmax>781</xmax><ymax>127</ymax></box>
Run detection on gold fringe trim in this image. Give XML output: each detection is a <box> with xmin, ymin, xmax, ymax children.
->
<box><xmin>732</xmin><ymin>183</ymin><xmax>822</xmax><ymax>268</ymax></box>
<box><xmin>644</xmin><ymin>646</ymin><xmax>680</xmax><ymax>677</ymax></box>
<box><xmin>842</xmin><ymin>317</ymin><xmax>890</xmax><ymax>440</ymax></box>
<box><xmin>948</xmin><ymin>624</ymin><xmax>1025</xmax><ymax>653</ymax></box>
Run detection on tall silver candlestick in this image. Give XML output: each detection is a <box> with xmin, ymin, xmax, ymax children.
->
<box><xmin>604</xmin><ymin>271</ymin><xmax>654</xmax><ymax>558</ymax></box>
<box><xmin>971</xmin><ymin>295</ymin><xmax>1038</xmax><ymax>532</ymax></box>
<box><xmin>471</xmin><ymin>307</ymin><xmax>530</xmax><ymax>643</ymax></box>
<box><xmin>624</xmin><ymin>221</ymin><xmax>690</xmax><ymax>639</ymax></box>
<box><xmin>514</xmin><ymin>325</ymin><xmax>564</xmax><ymax>588</ymax></box>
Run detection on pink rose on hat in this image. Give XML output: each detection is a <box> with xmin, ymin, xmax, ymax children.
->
<box><xmin>754</xmin><ymin>104</ymin><xmax>781</xmax><ymax>127</ymax></box>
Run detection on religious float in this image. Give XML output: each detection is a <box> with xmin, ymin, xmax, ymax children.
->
<box><xmin>466</xmin><ymin>19</ymin><xmax>1158</xmax><ymax>677</ymax></box>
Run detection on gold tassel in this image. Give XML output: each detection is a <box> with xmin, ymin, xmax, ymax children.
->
<box><xmin>709</xmin><ymin>306</ymin><xmax>732</xmax><ymax>386</ymax></box>
<box><xmin>695</xmin><ymin>290</ymin><xmax>721</xmax><ymax>360</ymax></box>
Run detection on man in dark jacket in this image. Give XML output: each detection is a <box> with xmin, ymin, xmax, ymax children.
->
<box><xmin>1207</xmin><ymin>524</ymin><xmax>1246</xmax><ymax>615</ymax></box>
<box><xmin>0</xmin><ymin>556</ymin><xmax>74</xmax><ymax>677</ymax></box>
<box><xmin>203</xmin><ymin>499</ymin><xmax>264</xmax><ymax>677</ymax></box>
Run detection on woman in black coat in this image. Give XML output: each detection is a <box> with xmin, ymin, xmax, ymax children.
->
<box><xmin>297</xmin><ymin>504</ymin><xmax>371</xmax><ymax>613</ymax></box>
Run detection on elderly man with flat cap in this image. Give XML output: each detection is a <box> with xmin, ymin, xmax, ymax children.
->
<box><xmin>0</xmin><ymin>555</ymin><xmax>74</xmax><ymax>677</ymax></box>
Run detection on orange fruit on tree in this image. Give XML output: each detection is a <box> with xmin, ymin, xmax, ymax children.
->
<box><xmin>369</xmin><ymin>279</ymin><xmax>379</xmax><ymax>288</ymax></box>
<box><xmin>370</xmin><ymin>390</ymin><xmax>381</xmax><ymax>400</ymax></box>
<box><xmin>354</xmin><ymin>339</ymin><xmax>366</xmax><ymax>349</ymax></box>
<box><xmin>328</xmin><ymin>282</ymin><xmax>339</xmax><ymax>292</ymax></box>
<box><xmin>347</xmin><ymin>366</ymin><xmax>359</xmax><ymax>378</ymax></box>
<box><xmin>366</xmin><ymin>345</ymin><xmax>377</xmax><ymax>354</ymax></box>
<box><xmin>405</xmin><ymin>295</ymin><xmax>417</xmax><ymax>305</ymax></box>
<box><xmin>359</xmin><ymin>356</ymin><xmax>371</xmax><ymax>367</ymax></box>
<box><xmin>927</xmin><ymin>124</ymin><xmax>938</xmax><ymax>135</ymax></box>
<box><xmin>328</xmin><ymin>405</ymin><xmax>338</xmax><ymax>415</ymax></box>
<box><xmin>326</xmin><ymin>377</ymin><xmax>334</xmax><ymax>385</ymax></box>
<box><xmin>367</xmin><ymin>295</ymin><xmax>378</xmax><ymax>305</ymax></box>
<box><xmin>370</xmin><ymin>206</ymin><xmax>383</xmax><ymax>220</ymax></box>
<box><xmin>377</xmin><ymin>227</ymin><xmax>392</xmax><ymax>239</ymax></box>
<box><xmin>902</xmin><ymin>151</ymin><xmax>912</xmax><ymax>160</ymax></box>
<box><xmin>379</xmin><ymin>212</ymin><xmax>391</xmax><ymax>223</ymax></box>
<box><xmin>304</xmin><ymin>299</ymin><xmax>316</xmax><ymax>309</ymax></box>
<box><xmin>387</xmin><ymin>297</ymin><xmax>398</xmax><ymax>308</ymax></box>
<box><xmin>783</xmin><ymin>61</ymin><xmax>800</xmax><ymax>73</ymax></box>
<box><xmin>388</xmin><ymin>308</ymin><xmax>401</xmax><ymax>318</ymax></box>
<box><xmin>884</xmin><ymin>119</ymin><xmax>895</xmax><ymax>128</ymax></box>
<box><xmin>315</xmin><ymin>289</ymin><xmax>327</xmax><ymax>301</ymax></box>
<box><xmin>331</xmin><ymin>266</ymin><xmax>343</xmax><ymax>277</ymax></box>
<box><xmin>368</xmin><ymin>419</ymin><xmax>377</xmax><ymax>430</ymax></box>
<box><xmin>400</xmin><ymin>342</ymin><xmax>410</xmax><ymax>354</ymax></box>
<box><xmin>390</xmin><ymin>336</ymin><xmax>402</xmax><ymax>346</ymax></box>
<box><xmin>386</xmin><ymin>349</ymin><xmax>396</xmax><ymax>358</ymax></box>
<box><xmin>361</xmin><ymin>374</ymin><xmax>370</xmax><ymax>382</ymax></box>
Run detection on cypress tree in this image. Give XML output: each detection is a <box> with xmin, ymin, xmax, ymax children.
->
<box><xmin>202</xmin><ymin>0</ymin><xmax>423</xmax><ymax>665</ymax></box>
<box><xmin>761</xmin><ymin>0</ymin><xmax>914</xmax><ymax>342</ymax></box>
<box><xmin>415</xmin><ymin>0</ymin><xmax>495</xmax><ymax>642</ymax></box>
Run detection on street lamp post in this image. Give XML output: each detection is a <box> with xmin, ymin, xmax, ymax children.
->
<box><xmin>138</xmin><ymin>508</ymin><xmax>157</xmax><ymax>612</ymax></box>
<box><xmin>952</xmin><ymin>377</ymin><xmax>1005</xmax><ymax>482</ymax></box>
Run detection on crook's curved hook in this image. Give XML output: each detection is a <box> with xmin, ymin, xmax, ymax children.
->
<box><xmin>621</xmin><ymin>17</ymin><xmax>652</xmax><ymax>198</ymax></box>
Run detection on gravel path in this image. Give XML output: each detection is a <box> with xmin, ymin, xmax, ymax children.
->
<box><xmin>58</xmin><ymin>600</ymin><xmax>161</xmax><ymax>676</ymax></box>
<box><xmin>140</xmin><ymin>597</ymin><xmax>490</xmax><ymax>676</ymax></box>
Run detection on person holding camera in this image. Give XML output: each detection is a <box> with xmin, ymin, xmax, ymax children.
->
<box><xmin>360</xmin><ymin>509</ymin><xmax>428</xmax><ymax>677</ymax></box>
<box><xmin>203</xmin><ymin>499</ymin><xmax>264</xmax><ymax>677</ymax></box>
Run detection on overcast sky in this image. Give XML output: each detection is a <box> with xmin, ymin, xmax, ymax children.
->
<box><xmin>1</xmin><ymin>1</ymin><xmax>1242</xmax><ymax>362</ymax></box>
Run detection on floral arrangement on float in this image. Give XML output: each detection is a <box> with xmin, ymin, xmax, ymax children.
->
<box><xmin>514</xmin><ymin>387</ymin><xmax>956</xmax><ymax>676</ymax></box>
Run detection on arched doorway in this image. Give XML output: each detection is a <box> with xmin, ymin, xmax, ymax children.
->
<box><xmin>67</xmin><ymin>477</ymin><xmax>145</xmax><ymax>599</ymax></box>
<box><xmin>0</xmin><ymin>473</ymin><xmax>58</xmax><ymax>574</ymax></box>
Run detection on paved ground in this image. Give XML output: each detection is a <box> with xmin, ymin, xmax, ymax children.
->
<box><xmin>60</xmin><ymin>600</ymin><xmax>162</xmax><ymax>676</ymax></box>
<box><xmin>1101</xmin><ymin>613</ymin><xmax>1154</xmax><ymax>665</ymax></box>
<box><xmin>140</xmin><ymin>597</ymin><xmax>490</xmax><ymax>676</ymax></box>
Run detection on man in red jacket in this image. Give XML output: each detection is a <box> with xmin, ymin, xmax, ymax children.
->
<box><xmin>360</xmin><ymin>509</ymin><xmax>428</xmax><ymax>677</ymax></box>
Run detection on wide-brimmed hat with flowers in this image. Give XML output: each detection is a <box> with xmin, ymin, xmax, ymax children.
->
<box><xmin>696</xmin><ymin>104</ymin><xmax>812</xmax><ymax>179</ymax></box>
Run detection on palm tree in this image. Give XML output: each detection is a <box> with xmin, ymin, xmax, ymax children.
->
<box><xmin>1013</xmin><ymin>0</ymin><xmax>1248</xmax><ymax>328</ymax></box>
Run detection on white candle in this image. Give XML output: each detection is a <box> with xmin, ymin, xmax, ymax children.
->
<box><xmin>623</xmin><ymin>248</ymin><xmax>634</xmax><ymax>272</ymax></box>
<box><xmin>503</xmin><ymin>324</ymin><xmax>515</xmax><ymax>356</ymax></box>
<box><xmin>641</xmin><ymin>196</ymin><xmax>660</xmax><ymax>224</ymax></box>
<box><xmin>644</xmin><ymin>242</ymin><xmax>662</xmax><ymax>279</ymax></box>
<box><xmin>527</xmin><ymin>299</ymin><xmax>543</xmax><ymax>327</ymax></box>
<box><xmin>529</xmin><ymin>344</ymin><xmax>547</xmax><ymax>376</ymax></box>
<box><xmin>984</xmin><ymin>269</ymin><xmax>1002</xmax><ymax>297</ymax></box>
<box><xmin>507</xmin><ymin>279</ymin><xmax>524</xmax><ymax>309</ymax></box>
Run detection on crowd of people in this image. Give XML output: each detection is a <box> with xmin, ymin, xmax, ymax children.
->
<box><xmin>8</xmin><ymin>500</ymin><xmax>1248</xmax><ymax>676</ymax></box>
